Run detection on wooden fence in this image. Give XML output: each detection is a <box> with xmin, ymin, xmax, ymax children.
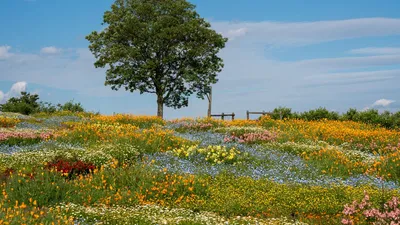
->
<box><xmin>246</xmin><ymin>111</ymin><xmax>273</xmax><ymax>120</ymax></box>
<box><xmin>208</xmin><ymin>111</ymin><xmax>277</xmax><ymax>120</ymax></box>
<box><xmin>210</xmin><ymin>113</ymin><xmax>235</xmax><ymax>120</ymax></box>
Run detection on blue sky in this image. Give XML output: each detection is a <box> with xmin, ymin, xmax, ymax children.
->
<box><xmin>1</xmin><ymin>0</ymin><xmax>400</xmax><ymax>118</ymax></box>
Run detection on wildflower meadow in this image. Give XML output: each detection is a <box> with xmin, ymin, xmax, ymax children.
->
<box><xmin>1</xmin><ymin>112</ymin><xmax>400</xmax><ymax>224</ymax></box>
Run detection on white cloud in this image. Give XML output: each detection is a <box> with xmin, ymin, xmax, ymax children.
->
<box><xmin>349</xmin><ymin>47</ymin><xmax>400</xmax><ymax>55</ymax></box>
<box><xmin>214</xmin><ymin>18</ymin><xmax>400</xmax><ymax>46</ymax></box>
<box><xmin>0</xmin><ymin>81</ymin><xmax>27</xmax><ymax>104</ymax></box>
<box><xmin>224</xmin><ymin>28</ymin><xmax>248</xmax><ymax>40</ymax></box>
<box><xmin>9</xmin><ymin>82</ymin><xmax>28</xmax><ymax>96</ymax></box>
<box><xmin>372</xmin><ymin>99</ymin><xmax>396</xmax><ymax>107</ymax></box>
<box><xmin>0</xmin><ymin>46</ymin><xmax>12</xmax><ymax>60</ymax></box>
<box><xmin>40</xmin><ymin>46</ymin><xmax>61</xmax><ymax>54</ymax></box>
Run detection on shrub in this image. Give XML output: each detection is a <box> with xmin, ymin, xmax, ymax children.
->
<box><xmin>300</xmin><ymin>107</ymin><xmax>340</xmax><ymax>121</ymax></box>
<box><xmin>0</xmin><ymin>92</ymin><xmax>86</xmax><ymax>115</ymax></box>
<box><xmin>342</xmin><ymin>108</ymin><xmax>359</xmax><ymax>121</ymax></box>
<box><xmin>38</xmin><ymin>101</ymin><xmax>58</xmax><ymax>113</ymax></box>
<box><xmin>0</xmin><ymin>92</ymin><xmax>40</xmax><ymax>115</ymax></box>
<box><xmin>267</xmin><ymin>107</ymin><xmax>400</xmax><ymax>130</ymax></box>
<box><xmin>343</xmin><ymin>109</ymin><xmax>400</xmax><ymax>130</ymax></box>
<box><xmin>271</xmin><ymin>107</ymin><xmax>293</xmax><ymax>120</ymax></box>
<box><xmin>57</xmin><ymin>100</ymin><xmax>85</xmax><ymax>112</ymax></box>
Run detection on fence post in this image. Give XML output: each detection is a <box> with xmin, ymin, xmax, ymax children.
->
<box><xmin>232</xmin><ymin>113</ymin><xmax>235</xmax><ymax>121</ymax></box>
<box><xmin>246</xmin><ymin>110</ymin><xmax>249</xmax><ymax>120</ymax></box>
<box><xmin>221</xmin><ymin>113</ymin><xmax>225</xmax><ymax>120</ymax></box>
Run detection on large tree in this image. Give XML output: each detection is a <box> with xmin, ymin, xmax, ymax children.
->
<box><xmin>86</xmin><ymin>0</ymin><xmax>227</xmax><ymax>118</ymax></box>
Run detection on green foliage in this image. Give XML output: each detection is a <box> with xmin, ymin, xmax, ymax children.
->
<box><xmin>270</xmin><ymin>107</ymin><xmax>400</xmax><ymax>129</ymax></box>
<box><xmin>299</xmin><ymin>107</ymin><xmax>340</xmax><ymax>121</ymax></box>
<box><xmin>271</xmin><ymin>107</ymin><xmax>293</xmax><ymax>120</ymax></box>
<box><xmin>0</xmin><ymin>92</ymin><xmax>86</xmax><ymax>115</ymax></box>
<box><xmin>38</xmin><ymin>101</ymin><xmax>58</xmax><ymax>113</ymax></box>
<box><xmin>270</xmin><ymin>107</ymin><xmax>340</xmax><ymax>121</ymax></box>
<box><xmin>86</xmin><ymin>0</ymin><xmax>227</xmax><ymax>117</ymax></box>
<box><xmin>343</xmin><ymin>109</ymin><xmax>400</xmax><ymax>129</ymax></box>
<box><xmin>39</xmin><ymin>100</ymin><xmax>85</xmax><ymax>113</ymax></box>
<box><xmin>57</xmin><ymin>100</ymin><xmax>85</xmax><ymax>112</ymax></box>
<box><xmin>342</xmin><ymin>108</ymin><xmax>358</xmax><ymax>121</ymax></box>
<box><xmin>0</xmin><ymin>92</ymin><xmax>40</xmax><ymax>115</ymax></box>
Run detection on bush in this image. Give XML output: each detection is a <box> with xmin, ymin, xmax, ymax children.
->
<box><xmin>271</xmin><ymin>107</ymin><xmax>293</xmax><ymax>120</ymax></box>
<box><xmin>268</xmin><ymin>107</ymin><xmax>400</xmax><ymax>130</ymax></box>
<box><xmin>38</xmin><ymin>102</ymin><xmax>58</xmax><ymax>113</ymax></box>
<box><xmin>0</xmin><ymin>92</ymin><xmax>40</xmax><ymax>115</ymax></box>
<box><xmin>58</xmin><ymin>100</ymin><xmax>84</xmax><ymax>113</ymax></box>
<box><xmin>300</xmin><ymin>107</ymin><xmax>340</xmax><ymax>121</ymax></box>
<box><xmin>0</xmin><ymin>92</ymin><xmax>86</xmax><ymax>115</ymax></box>
<box><xmin>342</xmin><ymin>108</ymin><xmax>358</xmax><ymax>121</ymax></box>
<box><xmin>342</xmin><ymin>109</ymin><xmax>400</xmax><ymax>129</ymax></box>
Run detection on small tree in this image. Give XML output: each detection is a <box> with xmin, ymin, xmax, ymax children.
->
<box><xmin>58</xmin><ymin>100</ymin><xmax>84</xmax><ymax>112</ymax></box>
<box><xmin>0</xmin><ymin>92</ymin><xmax>40</xmax><ymax>115</ymax></box>
<box><xmin>38</xmin><ymin>102</ymin><xmax>58</xmax><ymax>113</ymax></box>
<box><xmin>86</xmin><ymin>0</ymin><xmax>227</xmax><ymax>118</ymax></box>
<box><xmin>271</xmin><ymin>107</ymin><xmax>293</xmax><ymax>120</ymax></box>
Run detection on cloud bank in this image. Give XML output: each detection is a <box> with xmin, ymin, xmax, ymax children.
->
<box><xmin>0</xmin><ymin>82</ymin><xmax>27</xmax><ymax>104</ymax></box>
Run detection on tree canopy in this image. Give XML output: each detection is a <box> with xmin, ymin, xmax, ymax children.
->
<box><xmin>86</xmin><ymin>0</ymin><xmax>227</xmax><ymax>118</ymax></box>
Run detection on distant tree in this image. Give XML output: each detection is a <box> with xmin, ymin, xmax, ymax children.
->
<box><xmin>300</xmin><ymin>107</ymin><xmax>339</xmax><ymax>121</ymax></box>
<box><xmin>38</xmin><ymin>102</ymin><xmax>58</xmax><ymax>113</ymax></box>
<box><xmin>343</xmin><ymin>108</ymin><xmax>358</xmax><ymax>121</ymax></box>
<box><xmin>0</xmin><ymin>91</ymin><xmax>86</xmax><ymax>115</ymax></box>
<box><xmin>57</xmin><ymin>100</ymin><xmax>84</xmax><ymax>112</ymax></box>
<box><xmin>86</xmin><ymin>0</ymin><xmax>227</xmax><ymax>118</ymax></box>
<box><xmin>0</xmin><ymin>92</ymin><xmax>40</xmax><ymax>115</ymax></box>
<box><xmin>271</xmin><ymin>107</ymin><xmax>293</xmax><ymax>120</ymax></box>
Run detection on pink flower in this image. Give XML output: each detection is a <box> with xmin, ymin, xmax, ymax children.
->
<box><xmin>341</xmin><ymin>218</ymin><xmax>353</xmax><ymax>225</ymax></box>
<box><xmin>344</xmin><ymin>192</ymin><xmax>400</xmax><ymax>224</ymax></box>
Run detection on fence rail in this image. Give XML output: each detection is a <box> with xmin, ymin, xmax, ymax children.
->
<box><xmin>246</xmin><ymin>111</ymin><xmax>272</xmax><ymax>120</ymax></box>
<box><xmin>210</xmin><ymin>113</ymin><xmax>235</xmax><ymax>120</ymax></box>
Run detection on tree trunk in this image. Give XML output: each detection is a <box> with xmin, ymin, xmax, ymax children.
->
<box><xmin>157</xmin><ymin>95</ymin><xmax>164</xmax><ymax>118</ymax></box>
<box><xmin>207</xmin><ymin>87</ymin><xmax>212</xmax><ymax>117</ymax></box>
